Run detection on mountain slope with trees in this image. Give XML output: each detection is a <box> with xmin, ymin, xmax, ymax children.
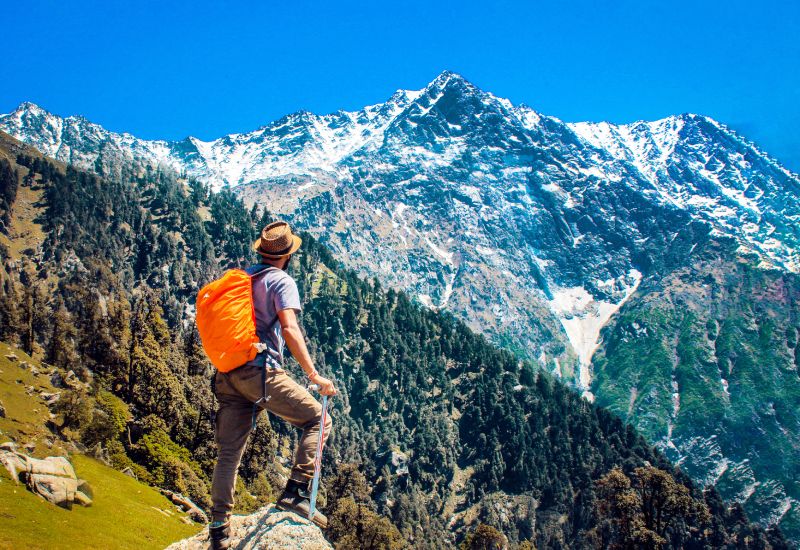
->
<box><xmin>592</xmin><ymin>241</ymin><xmax>800</xmax><ymax>541</ymax></box>
<box><xmin>0</xmin><ymin>132</ymin><xmax>786</xmax><ymax>548</ymax></box>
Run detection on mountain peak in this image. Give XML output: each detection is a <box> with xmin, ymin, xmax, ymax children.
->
<box><xmin>422</xmin><ymin>70</ymin><xmax>477</xmax><ymax>96</ymax></box>
<box><xmin>13</xmin><ymin>101</ymin><xmax>49</xmax><ymax>116</ymax></box>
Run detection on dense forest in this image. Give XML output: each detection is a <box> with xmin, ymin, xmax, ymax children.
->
<box><xmin>0</xmin><ymin>136</ymin><xmax>788</xmax><ymax>549</ymax></box>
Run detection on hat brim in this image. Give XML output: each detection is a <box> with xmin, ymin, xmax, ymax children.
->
<box><xmin>252</xmin><ymin>235</ymin><xmax>302</xmax><ymax>259</ymax></box>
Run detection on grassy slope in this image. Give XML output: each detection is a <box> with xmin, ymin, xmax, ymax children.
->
<box><xmin>0</xmin><ymin>131</ymin><xmax>49</xmax><ymax>260</ymax></box>
<box><xmin>0</xmin><ymin>343</ymin><xmax>201</xmax><ymax>549</ymax></box>
<box><xmin>0</xmin><ymin>343</ymin><xmax>68</xmax><ymax>456</ymax></box>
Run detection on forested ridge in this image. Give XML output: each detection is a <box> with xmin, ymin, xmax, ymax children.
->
<box><xmin>0</xmin><ymin>134</ymin><xmax>788</xmax><ymax>549</ymax></box>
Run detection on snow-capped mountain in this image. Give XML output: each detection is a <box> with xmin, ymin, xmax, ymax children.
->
<box><xmin>3</xmin><ymin>71</ymin><xmax>800</xmax><ymax>538</ymax></box>
<box><xmin>4</xmin><ymin>74</ymin><xmax>798</xmax><ymax>376</ymax></box>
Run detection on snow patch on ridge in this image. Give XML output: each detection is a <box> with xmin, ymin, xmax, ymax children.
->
<box><xmin>548</xmin><ymin>269</ymin><xmax>642</xmax><ymax>400</ymax></box>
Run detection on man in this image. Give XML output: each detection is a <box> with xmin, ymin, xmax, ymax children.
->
<box><xmin>209</xmin><ymin>221</ymin><xmax>336</xmax><ymax>550</ymax></box>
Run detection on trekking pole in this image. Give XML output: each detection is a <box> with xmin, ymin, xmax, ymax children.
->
<box><xmin>307</xmin><ymin>384</ymin><xmax>329</xmax><ymax>523</ymax></box>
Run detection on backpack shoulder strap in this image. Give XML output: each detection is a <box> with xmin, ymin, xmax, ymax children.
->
<box><xmin>247</xmin><ymin>264</ymin><xmax>282</xmax><ymax>342</ymax></box>
<box><xmin>245</xmin><ymin>263</ymin><xmax>276</xmax><ymax>277</ymax></box>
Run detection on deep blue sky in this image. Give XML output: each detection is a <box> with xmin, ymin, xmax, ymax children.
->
<box><xmin>3</xmin><ymin>0</ymin><xmax>799</xmax><ymax>170</ymax></box>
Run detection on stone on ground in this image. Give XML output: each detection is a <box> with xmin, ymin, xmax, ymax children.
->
<box><xmin>166</xmin><ymin>505</ymin><xmax>332</xmax><ymax>550</ymax></box>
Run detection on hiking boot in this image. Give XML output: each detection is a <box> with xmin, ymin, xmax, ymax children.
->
<box><xmin>208</xmin><ymin>520</ymin><xmax>231</xmax><ymax>550</ymax></box>
<box><xmin>275</xmin><ymin>478</ymin><xmax>328</xmax><ymax>529</ymax></box>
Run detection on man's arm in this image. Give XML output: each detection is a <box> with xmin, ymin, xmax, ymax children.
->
<box><xmin>278</xmin><ymin>308</ymin><xmax>337</xmax><ymax>396</ymax></box>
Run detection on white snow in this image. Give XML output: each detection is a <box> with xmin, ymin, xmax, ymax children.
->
<box><xmin>297</xmin><ymin>181</ymin><xmax>316</xmax><ymax>192</ymax></box>
<box><xmin>549</xmin><ymin>269</ymin><xmax>642</xmax><ymax>393</ymax></box>
<box><xmin>424</xmin><ymin>236</ymin><xmax>455</xmax><ymax>265</ymax></box>
<box><xmin>439</xmin><ymin>271</ymin><xmax>457</xmax><ymax>309</ymax></box>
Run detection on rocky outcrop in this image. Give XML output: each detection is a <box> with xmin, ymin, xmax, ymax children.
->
<box><xmin>166</xmin><ymin>505</ymin><xmax>332</xmax><ymax>550</ymax></box>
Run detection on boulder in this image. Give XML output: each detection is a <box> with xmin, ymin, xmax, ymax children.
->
<box><xmin>0</xmin><ymin>399</ymin><xmax>5</xmax><ymax>418</ymax></box>
<box><xmin>166</xmin><ymin>505</ymin><xmax>333</xmax><ymax>550</ymax></box>
<box><xmin>0</xmin><ymin>447</ymin><xmax>92</xmax><ymax>509</ymax></box>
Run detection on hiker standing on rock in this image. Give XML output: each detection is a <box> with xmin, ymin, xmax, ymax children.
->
<box><xmin>199</xmin><ymin>221</ymin><xmax>336</xmax><ymax>550</ymax></box>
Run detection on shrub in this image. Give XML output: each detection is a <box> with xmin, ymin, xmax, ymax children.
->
<box><xmin>460</xmin><ymin>524</ymin><xmax>507</xmax><ymax>550</ymax></box>
<box><xmin>82</xmin><ymin>391</ymin><xmax>131</xmax><ymax>447</ymax></box>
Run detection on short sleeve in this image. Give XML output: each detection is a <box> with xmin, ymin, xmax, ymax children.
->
<box><xmin>272</xmin><ymin>275</ymin><xmax>302</xmax><ymax>313</ymax></box>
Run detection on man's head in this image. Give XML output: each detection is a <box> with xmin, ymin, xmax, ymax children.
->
<box><xmin>253</xmin><ymin>221</ymin><xmax>302</xmax><ymax>270</ymax></box>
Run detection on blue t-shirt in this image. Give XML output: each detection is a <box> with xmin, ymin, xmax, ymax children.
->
<box><xmin>245</xmin><ymin>265</ymin><xmax>302</xmax><ymax>368</ymax></box>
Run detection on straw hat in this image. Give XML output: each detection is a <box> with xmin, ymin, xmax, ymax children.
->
<box><xmin>252</xmin><ymin>221</ymin><xmax>302</xmax><ymax>259</ymax></box>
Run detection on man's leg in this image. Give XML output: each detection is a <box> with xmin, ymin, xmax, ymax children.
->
<box><xmin>222</xmin><ymin>365</ymin><xmax>332</xmax><ymax>528</ymax></box>
<box><xmin>262</xmin><ymin>369</ymin><xmax>333</xmax><ymax>483</ymax></box>
<box><xmin>210</xmin><ymin>389</ymin><xmax>256</xmax><ymax>523</ymax></box>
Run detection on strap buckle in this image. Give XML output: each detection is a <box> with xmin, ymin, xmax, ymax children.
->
<box><xmin>252</xmin><ymin>342</ymin><xmax>269</xmax><ymax>353</ymax></box>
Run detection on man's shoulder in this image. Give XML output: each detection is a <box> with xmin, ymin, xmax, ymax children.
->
<box><xmin>263</xmin><ymin>267</ymin><xmax>297</xmax><ymax>286</ymax></box>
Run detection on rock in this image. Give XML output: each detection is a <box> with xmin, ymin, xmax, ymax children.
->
<box><xmin>390</xmin><ymin>449</ymin><xmax>409</xmax><ymax>476</ymax></box>
<box><xmin>39</xmin><ymin>391</ymin><xmax>61</xmax><ymax>406</ymax></box>
<box><xmin>5</xmin><ymin>353</ymin><xmax>18</xmax><ymax>362</ymax></box>
<box><xmin>121</xmin><ymin>467</ymin><xmax>137</xmax><ymax>479</ymax></box>
<box><xmin>160</xmin><ymin>489</ymin><xmax>208</xmax><ymax>523</ymax></box>
<box><xmin>188</xmin><ymin>508</ymin><xmax>208</xmax><ymax>524</ymax></box>
<box><xmin>0</xmin><ymin>400</ymin><xmax>5</xmax><ymax>418</ymax></box>
<box><xmin>0</xmin><ymin>449</ymin><xmax>92</xmax><ymax>508</ymax></box>
<box><xmin>376</xmin><ymin>446</ymin><xmax>409</xmax><ymax>477</ymax></box>
<box><xmin>50</xmin><ymin>370</ymin><xmax>78</xmax><ymax>389</ymax></box>
<box><xmin>89</xmin><ymin>443</ymin><xmax>110</xmax><ymax>465</ymax></box>
<box><xmin>0</xmin><ymin>441</ymin><xmax>17</xmax><ymax>451</ymax></box>
<box><xmin>166</xmin><ymin>505</ymin><xmax>333</xmax><ymax>550</ymax></box>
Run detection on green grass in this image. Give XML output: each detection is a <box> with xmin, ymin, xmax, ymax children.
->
<box><xmin>0</xmin><ymin>343</ymin><xmax>65</xmax><ymax>457</ymax></box>
<box><xmin>0</xmin><ymin>455</ymin><xmax>201</xmax><ymax>550</ymax></box>
<box><xmin>0</xmin><ymin>343</ymin><xmax>202</xmax><ymax>549</ymax></box>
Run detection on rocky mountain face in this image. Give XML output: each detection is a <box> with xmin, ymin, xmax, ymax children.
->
<box><xmin>2</xmin><ymin>71</ymin><xmax>799</xmax><ymax>540</ymax></box>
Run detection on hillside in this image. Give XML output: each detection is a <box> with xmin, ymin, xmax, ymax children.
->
<box><xmin>592</xmin><ymin>242</ymin><xmax>800</xmax><ymax>538</ymax></box>
<box><xmin>0</xmin><ymin>343</ymin><xmax>201</xmax><ymax>549</ymax></box>
<box><xmin>0</xmin><ymin>133</ymin><xmax>785</xmax><ymax>548</ymax></box>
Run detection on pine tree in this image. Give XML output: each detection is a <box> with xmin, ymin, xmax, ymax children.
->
<box><xmin>128</xmin><ymin>291</ymin><xmax>188</xmax><ymax>424</ymax></box>
<box><xmin>46</xmin><ymin>298</ymin><xmax>78</xmax><ymax>370</ymax></box>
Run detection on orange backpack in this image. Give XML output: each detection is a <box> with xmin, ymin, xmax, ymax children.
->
<box><xmin>196</xmin><ymin>267</ymin><xmax>271</xmax><ymax>372</ymax></box>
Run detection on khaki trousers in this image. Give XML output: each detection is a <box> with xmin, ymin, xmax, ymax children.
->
<box><xmin>210</xmin><ymin>364</ymin><xmax>332</xmax><ymax>522</ymax></box>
